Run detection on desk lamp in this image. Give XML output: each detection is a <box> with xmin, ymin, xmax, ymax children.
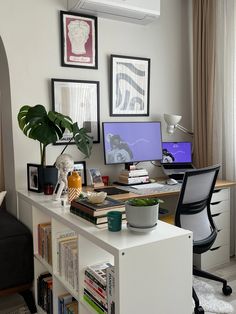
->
<box><xmin>164</xmin><ymin>113</ymin><xmax>193</xmax><ymax>136</ymax></box>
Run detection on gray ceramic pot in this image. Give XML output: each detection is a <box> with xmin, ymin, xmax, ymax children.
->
<box><xmin>125</xmin><ymin>202</ymin><xmax>159</xmax><ymax>228</ymax></box>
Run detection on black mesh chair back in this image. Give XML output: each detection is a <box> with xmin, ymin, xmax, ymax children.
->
<box><xmin>175</xmin><ymin>165</ymin><xmax>220</xmax><ymax>254</ymax></box>
<box><xmin>174</xmin><ymin>165</ymin><xmax>232</xmax><ymax>314</ymax></box>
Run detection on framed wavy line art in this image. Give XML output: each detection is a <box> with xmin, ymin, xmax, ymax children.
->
<box><xmin>110</xmin><ymin>55</ymin><xmax>150</xmax><ymax>116</ymax></box>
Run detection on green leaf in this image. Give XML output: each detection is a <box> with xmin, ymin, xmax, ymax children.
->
<box><xmin>127</xmin><ymin>198</ymin><xmax>164</xmax><ymax>206</ymax></box>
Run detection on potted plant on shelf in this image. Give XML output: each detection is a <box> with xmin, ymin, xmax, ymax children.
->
<box><xmin>18</xmin><ymin>104</ymin><xmax>93</xmax><ymax>191</ymax></box>
<box><xmin>125</xmin><ymin>198</ymin><xmax>164</xmax><ymax>231</ymax></box>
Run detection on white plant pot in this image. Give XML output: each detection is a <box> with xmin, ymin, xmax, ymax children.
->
<box><xmin>125</xmin><ymin>202</ymin><xmax>159</xmax><ymax>228</ymax></box>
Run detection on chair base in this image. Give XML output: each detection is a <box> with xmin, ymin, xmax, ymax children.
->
<box><xmin>193</xmin><ymin>266</ymin><xmax>232</xmax><ymax>313</ymax></box>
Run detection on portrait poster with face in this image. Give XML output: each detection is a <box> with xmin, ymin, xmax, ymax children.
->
<box><xmin>60</xmin><ymin>11</ymin><xmax>98</xmax><ymax>69</ymax></box>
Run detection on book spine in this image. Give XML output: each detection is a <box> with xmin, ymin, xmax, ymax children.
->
<box><xmin>83</xmin><ymin>294</ymin><xmax>105</xmax><ymax>314</ymax></box>
<box><xmin>84</xmin><ymin>288</ymin><xmax>107</xmax><ymax>312</ymax></box>
<box><xmin>85</xmin><ymin>270</ymin><xmax>106</xmax><ymax>291</ymax></box>
<box><xmin>118</xmin><ymin>175</ymin><xmax>150</xmax><ymax>184</ymax></box>
<box><xmin>120</xmin><ymin>170</ymin><xmax>149</xmax><ymax>177</ymax></box>
<box><xmin>84</xmin><ymin>278</ymin><xmax>107</xmax><ymax>299</ymax></box>
<box><xmin>107</xmin><ymin>266</ymin><xmax>115</xmax><ymax>314</ymax></box>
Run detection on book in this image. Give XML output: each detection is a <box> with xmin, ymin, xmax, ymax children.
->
<box><xmin>84</xmin><ymin>289</ymin><xmax>107</xmax><ymax>313</ymax></box>
<box><xmin>120</xmin><ymin>168</ymin><xmax>149</xmax><ymax>177</ymax></box>
<box><xmin>107</xmin><ymin>266</ymin><xmax>115</xmax><ymax>314</ymax></box>
<box><xmin>58</xmin><ymin>293</ymin><xmax>76</xmax><ymax>314</ymax></box>
<box><xmin>83</xmin><ymin>294</ymin><xmax>106</xmax><ymax>314</ymax></box>
<box><xmin>70</xmin><ymin>206</ymin><xmax>126</xmax><ymax>225</ymax></box>
<box><xmin>73</xmin><ymin>197</ymin><xmax>124</xmax><ymax>211</ymax></box>
<box><xmin>118</xmin><ymin>175</ymin><xmax>150</xmax><ymax>184</ymax></box>
<box><xmin>84</xmin><ymin>288</ymin><xmax>107</xmax><ymax>311</ymax></box>
<box><xmin>65</xmin><ymin>301</ymin><xmax>78</xmax><ymax>314</ymax></box>
<box><xmin>86</xmin><ymin>261</ymin><xmax>112</xmax><ymax>286</ymax></box>
<box><xmin>71</xmin><ymin>199</ymin><xmax>125</xmax><ymax>217</ymax></box>
<box><xmin>85</xmin><ymin>270</ymin><xmax>107</xmax><ymax>291</ymax></box>
<box><xmin>84</xmin><ymin>276</ymin><xmax>107</xmax><ymax>298</ymax></box>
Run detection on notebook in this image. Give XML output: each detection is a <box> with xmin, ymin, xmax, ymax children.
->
<box><xmin>161</xmin><ymin>142</ymin><xmax>195</xmax><ymax>178</ymax></box>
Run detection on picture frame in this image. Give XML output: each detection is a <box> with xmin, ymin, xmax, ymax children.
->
<box><xmin>89</xmin><ymin>168</ymin><xmax>104</xmax><ymax>188</ymax></box>
<box><xmin>60</xmin><ymin>11</ymin><xmax>98</xmax><ymax>69</ymax></box>
<box><xmin>110</xmin><ymin>55</ymin><xmax>150</xmax><ymax>116</ymax></box>
<box><xmin>52</xmin><ymin>78</ymin><xmax>100</xmax><ymax>143</ymax></box>
<box><xmin>73</xmin><ymin>161</ymin><xmax>87</xmax><ymax>186</ymax></box>
<box><xmin>27</xmin><ymin>164</ymin><xmax>42</xmax><ymax>193</ymax></box>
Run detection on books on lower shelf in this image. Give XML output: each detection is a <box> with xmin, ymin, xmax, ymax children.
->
<box><xmin>120</xmin><ymin>168</ymin><xmax>149</xmax><ymax>177</ymax></box>
<box><xmin>58</xmin><ymin>293</ymin><xmax>78</xmax><ymax>314</ymax></box>
<box><xmin>70</xmin><ymin>197</ymin><xmax>125</xmax><ymax>228</ymax></box>
<box><xmin>83</xmin><ymin>262</ymin><xmax>115</xmax><ymax>314</ymax></box>
<box><xmin>38</xmin><ymin>222</ymin><xmax>52</xmax><ymax>265</ymax></box>
<box><xmin>37</xmin><ymin>272</ymin><xmax>53</xmax><ymax>314</ymax></box>
<box><xmin>56</xmin><ymin>231</ymin><xmax>78</xmax><ymax>291</ymax></box>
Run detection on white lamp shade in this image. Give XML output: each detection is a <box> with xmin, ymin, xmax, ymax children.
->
<box><xmin>164</xmin><ymin>113</ymin><xmax>182</xmax><ymax>126</ymax></box>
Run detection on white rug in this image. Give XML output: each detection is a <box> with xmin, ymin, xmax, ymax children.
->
<box><xmin>193</xmin><ymin>277</ymin><xmax>234</xmax><ymax>314</ymax></box>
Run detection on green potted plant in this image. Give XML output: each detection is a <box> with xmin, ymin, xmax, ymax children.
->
<box><xmin>18</xmin><ymin>104</ymin><xmax>93</xmax><ymax>191</ymax></box>
<box><xmin>125</xmin><ymin>198</ymin><xmax>164</xmax><ymax>231</ymax></box>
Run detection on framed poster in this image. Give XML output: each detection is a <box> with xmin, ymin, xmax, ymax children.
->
<box><xmin>52</xmin><ymin>78</ymin><xmax>100</xmax><ymax>143</ymax></box>
<box><xmin>60</xmin><ymin>11</ymin><xmax>98</xmax><ymax>69</ymax></box>
<box><xmin>73</xmin><ymin>161</ymin><xmax>87</xmax><ymax>186</ymax></box>
<box><xmin>110</xmin><ymin>55</ymin><xmax>150</xmax><ymax>116</ymax></box>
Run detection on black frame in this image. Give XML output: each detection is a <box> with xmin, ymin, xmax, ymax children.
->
<box><xmin>27</xmin><ymin>163</ymin><xmax>42</xmax><ymax>193</ymax></box>
<box><xmin>73</xmin><ymin>161</ymin><xmax>87</xmax><ymax>186</ymax></box>
<box><xmin>52</xmin><ymin>78</ymin><xmax>100</xmax><ymax>144</ymax></box>
<box><xmin>110</xmin><ymin>54</ymin><xmax>150</xmax><ymax>116</ymax></box>
<box><xmin>60</xmin><ymin>11</ymin><xmax>98</xmax><ymax>69</ymax></box>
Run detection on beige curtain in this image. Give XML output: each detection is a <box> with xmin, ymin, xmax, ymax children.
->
<box><xmin>0</xmin><ymin>112</ymin><xmax>4</xmax><ymax>190</ymax></box>
<box><xmin>192</xmin><ymin>0</ymin><xmax>216</xmax><ymax>168</ymax></box>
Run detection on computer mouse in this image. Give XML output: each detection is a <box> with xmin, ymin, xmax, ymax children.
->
<box><xmin>166</xmin><ymin>178</ymin><xmax>178</xmax><ymax>185</ymax></box>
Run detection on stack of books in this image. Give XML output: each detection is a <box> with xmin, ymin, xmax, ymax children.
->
<box><xmin>38</xmin><ymin>222</ymin><xmax>52</xmax><ymax>265</ymax></box>
<box><xmin>58</xmin><ymin>293</ymin><xmax>78</xmax><ymax>314</ymax></box>
<box><xmin>118</xmin><ymin>168</ymin><xmax>149</xmax><ymax>185</ymax></box>
<box><xmin>83</xmin><ymin>262</ymin><xmax>115</xmax><ymax>314</ymax></box>
<box><xmin>56</xmin><ymin>231</ymin><xmax>78</xmax><ymax>291</ymax></box>
<box><xmin>37</xmin><ymin>272</ymin><xmax>53</xmax><ymax>314</ymax></box>
<box><xmin>70</xmin><ymin>197</ymin><xmax>126</xmax><ymax>228</ymax></box>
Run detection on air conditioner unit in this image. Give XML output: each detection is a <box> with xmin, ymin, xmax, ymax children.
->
<box><xmin>67</xmin><ymin>0</ymin><xmax>160</xmax><ymax>25</ymax></box>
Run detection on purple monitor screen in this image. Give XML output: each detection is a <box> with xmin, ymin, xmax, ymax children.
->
<box><xmin>162</xmin><ymin>142</ymin><xmax>192</xmax><ymax>163</ymax></box>
<box><xmin>102</xmin><ymin>122</ymin><xmax>162</xmax><ymax>165</ymax></box>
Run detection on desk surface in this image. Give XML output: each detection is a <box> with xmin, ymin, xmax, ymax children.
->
<box><xmin>102</xmin><ymin>179</ymin><xmax>236</xmax><ymax>201</ymax></box>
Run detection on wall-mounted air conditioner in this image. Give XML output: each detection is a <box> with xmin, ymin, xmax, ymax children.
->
<box><xmin>67</xmin><ymin>0</ymin><xmax>160</xmax><ymax>25</ymax></box>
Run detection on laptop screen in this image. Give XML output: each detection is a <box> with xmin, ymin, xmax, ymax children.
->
<box><xmin>162</xmin><ymin>142</ymin><xmax>192</xmax><ymax>163</ymax></box>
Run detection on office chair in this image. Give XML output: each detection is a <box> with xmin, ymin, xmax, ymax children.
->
<box><xmin>175</xmin><ymin>165</ymin><xmax>232</xmax><ymax>314</ymax></box>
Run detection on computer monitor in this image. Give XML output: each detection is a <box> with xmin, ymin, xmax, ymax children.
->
<box><xmin>161</xmin><ymin>142</ymin><xmax>192</xmax><ymax>163</ymax></box>
<box><xmin>102</xmin><ymin>121</ymin><xmax>163</xmax><ymax>168</ymax></box>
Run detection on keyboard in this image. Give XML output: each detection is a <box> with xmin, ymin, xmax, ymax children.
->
<box><xmin>94</xmin><ymin>187</ymin><xmax>129</xmax><ymax>195</ymax></box>
<box><xmin>130</xmin><ymin>182</ymin><xmax>181</xmax><ymax>195</ymax></box>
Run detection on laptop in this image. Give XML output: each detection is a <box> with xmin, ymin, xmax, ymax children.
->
<box><xmin>161</xmin><ymin>142</ymin><xmax>195</xmax><ymax>179</ymax></box>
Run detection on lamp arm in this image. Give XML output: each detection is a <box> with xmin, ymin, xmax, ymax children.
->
<box><xmin>176</xmin><ymin>124</ymin><xmax>194</xmax><ymax>136</ymax></box>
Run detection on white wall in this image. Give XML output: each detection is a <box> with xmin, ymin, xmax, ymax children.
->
<box><xmin>0</xmin><ymin>0</ymin><xmax>192</xmax><ymax>212</ymax></box>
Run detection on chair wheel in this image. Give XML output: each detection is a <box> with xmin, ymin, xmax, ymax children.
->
<box><xmin>222</xmin><ymin>285</ymin><xmax>232</xmax><ymax>296</ymax></box>
<box><xmin>195</xmin><ymin>306</ymin><xmax>204</xmax><ymax>314</ymax></box>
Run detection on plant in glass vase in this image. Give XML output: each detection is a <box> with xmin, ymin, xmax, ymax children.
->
<box><xmin>18</xmin><ymin>104</ymin><xmax>93</xmax><ymax>191</ymax></box>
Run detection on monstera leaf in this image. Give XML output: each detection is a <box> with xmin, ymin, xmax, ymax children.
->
<box><xmin>18</xmin><ymin>104</ymin><xmax>93</xmax><ymax>165</ymax></box>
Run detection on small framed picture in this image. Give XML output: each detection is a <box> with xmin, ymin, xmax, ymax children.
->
<box><xmin>27</xmin><ymin>164</ymin><xmax>42</xmax><ymax>192</ymax></box>
<box><xmin>89</xmin><ymin>168</ymin><xmax>104</xmax><ymax>187</ymax></box>
<box><xmin>73</xmin><ymin>161</ymin><xmax>87</xmax><ymax>186</ymax></box>
<box><xmin>110</xmin><ymin>55</ymin><xmax>150</xmax><ymax>116</ymax></box>
<box><xmin>60</xmin><ymin>11</ymin><xmax>98</xmax><ymax>69</ymax></box>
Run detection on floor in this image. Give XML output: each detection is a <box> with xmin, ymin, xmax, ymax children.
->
<box><xmin>0</xmin><ymin>259</ymin><xmax>236</xmax><ymax>314</ymax></box>
<box><xmin>196</xmin><ymin>257</ymin><xmax>236</xmax><ymax>314</ymax></box>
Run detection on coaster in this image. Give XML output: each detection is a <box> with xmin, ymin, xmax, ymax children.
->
<box><xmin>127</xmin><ymin>222</ymin><xmax>157</xmax><ymax>232</ymax></box>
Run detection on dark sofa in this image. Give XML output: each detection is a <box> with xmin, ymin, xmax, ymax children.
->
<box><xmin>0</xmin><ymin>203</ymin><xmax>36</xmax><ymax>313</ymax></box>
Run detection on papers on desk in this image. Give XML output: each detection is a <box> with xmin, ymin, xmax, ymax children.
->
<box><xmin>131</xmin><ymin>182</ymin><xmax>165</xmax><ymax>189</ymax></box>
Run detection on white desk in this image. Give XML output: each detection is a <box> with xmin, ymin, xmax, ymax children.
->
<box><xmin>17</xmin><ymin>190</ymin><xmax>193</xmax><ymax>314</ymax></box>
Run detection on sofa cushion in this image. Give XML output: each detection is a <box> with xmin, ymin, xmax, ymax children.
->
<box><xmin>0</xmin><ymin>211</ymin><xmax>31</xmax><ymax>239</ymax></box>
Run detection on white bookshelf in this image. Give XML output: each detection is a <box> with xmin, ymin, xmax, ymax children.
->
<box><xmin>17</xmin><ymin>190</ymin><xmax>193</xmax><ymax>314</ymax></box>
